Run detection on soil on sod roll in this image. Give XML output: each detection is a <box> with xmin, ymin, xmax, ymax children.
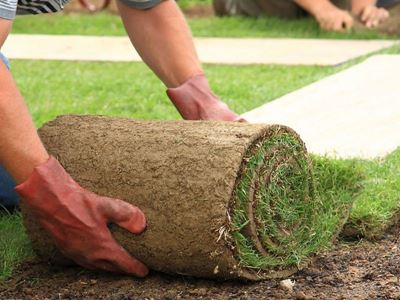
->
<box><xmin>22</xmin><ymin>115</ymin><xmax>347</xmax><ymax>280</ymax></box>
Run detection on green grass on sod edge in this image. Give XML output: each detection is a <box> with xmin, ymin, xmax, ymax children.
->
<box><xmin>230</xmin><ymin>133</ymin><xmax>366</xmax><ymax>271</ymax></box>
<box><xmin>11</xmin><ymin>12</ymin><xmax>394</xmax><ymax>39</ymax></box>
<box><xmin>232</xmin><ymin>132</ymin><xmax>315</xmax><ymax>269</ymax></box>
<box><xmin>231</xmin><ymin>132</ymin><xmax>361</xmax><ymax>271</ymax></box>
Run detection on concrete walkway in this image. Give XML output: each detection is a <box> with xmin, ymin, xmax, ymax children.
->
<box><xmin>242</xmin><ymin>55</ymin><xmax>400</xmax><ymax>159</ymax></box>
<box><xmin>2</xmin><ymin>34</ymin><xmax>397</xmax><ymax>66</ymax></box>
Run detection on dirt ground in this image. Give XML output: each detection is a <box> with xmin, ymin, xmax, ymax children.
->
<box><xmin>1</xmin><ymin>224</ymin><xmax>399</xmax><ymax>300</ymax></box>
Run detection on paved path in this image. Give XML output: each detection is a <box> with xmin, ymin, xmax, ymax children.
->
<box><xmin>2</xmin><ymin>34</ymin><xmax>397</xmax><ymax>66</ymax></box>
<box><xmin>242</xmin><ymin>55</ymin><xmax>400</xmax><ymax>159</ymax></box>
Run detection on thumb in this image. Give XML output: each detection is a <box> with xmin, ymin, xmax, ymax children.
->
<box><xmin>99</xmin><ymin>197</ymin><xmax>147</xmax><ymax>234</ymax></box>
<box><xmin>344</xmin><ymin>16</ymin><xmax>353</xmax><ymax>30</ymax></box>
<box><xmin>361</xmin><ymin>6</ymin><xmax>372</xmax><ymax>22</ymax></box>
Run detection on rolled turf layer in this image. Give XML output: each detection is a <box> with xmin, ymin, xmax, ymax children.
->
<box><xmin>22</xmin><ymin>115</ymin><xmax>349</xmax><ymax>280</ymax></box>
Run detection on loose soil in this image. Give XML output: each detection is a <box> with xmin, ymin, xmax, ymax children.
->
<box><xmin>1</xmin><ymin>224</ymin><xmax>399</xmax><ymax>299</ymax></box>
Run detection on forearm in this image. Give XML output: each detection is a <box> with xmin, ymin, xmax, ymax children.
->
<box><xmin>352</xmin><ymin>0</ymin><xmax>377</xmax><ymax>14</ymax></box>
<box><xmin>294</xmin><ymin>0</ymin><xmax>336</xmax><ymax>16</ymax></box>
<box><xmin>0</xmin><ymin>62</ymin><xmax>49</xmax><ymax>183</ymax></box>
<box><xmin>0</xmin><ymin>19</ymin><xmax>12</xmax><ymax>47</ymax></box>
<box><xmin>117</xmin><ymin>0</ymin><xmax>202</xmax><ymax>88</ymax></box>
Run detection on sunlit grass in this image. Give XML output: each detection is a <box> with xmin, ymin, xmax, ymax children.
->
<box><xmin>1</xmin><ymin>46</ymin><xmax>399</xmax><ymax>280</ymax></box>
<box><xmin>11</xmin><ymin>11</ymin><xmax>393</xmax><ymax>39</ymax></box>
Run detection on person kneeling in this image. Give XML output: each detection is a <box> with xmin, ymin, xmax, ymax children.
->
<box><xmin>213</xmin><ymin>0</ymin><xmax>398</xmax><ymax>32</ymax></box>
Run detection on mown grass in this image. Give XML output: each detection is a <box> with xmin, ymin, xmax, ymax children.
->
<box><xmin>345</xmin><ymin>150</ymin><xmax>400</xmax><ymax>239</ymax></box>
<box><xmin>0</xmin><ymin>211</ymin><xmax>34</xmax><ymax>281</ymax></box>
<box><xmin>177</xmin><ymin>0</ymin><xmax>212</xmax><ymax>10</ymax></box>
<box><xmin>11</xmin><ymin>11</ymin><xmax>394</xmax><ymax>39</ymax></box>
<box><xmin>1</xmin><ymin>46</ymin><xmax>399</xmax><ymax>280</ymax></box>
<box><xmin>11</xmin><ymin>60</ymin><xmax>348</xmax><ymax>127</ymax></box>
<box><xmin>1</xmin><ymin>59</ymin><xmax>341</xmax><ymax>280</ymax></box>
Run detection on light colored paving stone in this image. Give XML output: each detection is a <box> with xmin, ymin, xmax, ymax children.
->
<box><xmin>242</xmin><ymin>55</ymin><xmax>400</xmax><ymax>159</ymax></box>
<box><xmin>2</xmin><ymin>34</ymin><xmax>397</xmax><ymax>66</ymax></box>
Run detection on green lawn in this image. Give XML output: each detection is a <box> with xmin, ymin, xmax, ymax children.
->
<box><xmin>12</xmin><ymin>60</ymin><xmax>345</xmax><ymax>127</ymax></box>
<box><xmin>2</xmin><ymin>46</ymin><xmax>400</xmax><ymax>280</ymax></box>
<box><xmin>0</xmin><ymin>212</ymin><xmax>34</xmax><ymax>281</ymax></box>
<box><xmin>1</xmin><ymin>9</ymin><xmax>400</xmax><ymax>280</ymax></box>
<box><xmin>345</xmin><ymin>149</ymin><xmax>400</xmax><ymax>239</ymax></box>
<box><xmin>1</xmin><ymin>59</ymin><xmax>347</xmax><ymax>280</ymax></box>
<box><xmin>11</xmin><ymin>11</ymin><xmax>394</xmax><ymax>39</ymax></box>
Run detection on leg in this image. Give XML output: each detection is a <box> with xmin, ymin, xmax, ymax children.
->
<box><xmin>331</xmin><ymin>0</ymin><xmax>351</xmax><ymax>10</ymax></box>
<box><xmin>377</xmin><ymin>0</ymin><xmax>400</xmax><ymax>7</ymax></box>
<box><xmin>255</xmin><ymin>0</ymin><xmax>306</xmax><ymax>18</ymax></box>
<box><xmin>213</xmin><ymin>0</ymin><xmax>305</xmax><ymax>18</ymax></box>
<box><xmin>213</xmin><ymin>0</ymin><xmax>262</xmax><ymax>17</ymax></box>
<box><xmin>0</xmin><ymin>165</ymin><xmax>18</xmax><ymax>210</ymax></box>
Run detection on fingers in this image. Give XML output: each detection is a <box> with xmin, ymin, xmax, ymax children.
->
<box><xmin>361</xmin><ymin>5</ymin><xmax>373</xmax><ymax>23</ymax></box>
<box><xmin>323</xmin><ymin>17</ymin><xmax>352</xmax><ymax>32</ymax></box>
<box><xmin>318</xmin><ymin>11</ymin><xmax>353</xmax><ymax>32</ymax></box>
<box><xmin>99</xmin><ymin>197</ymin><xmax>147</xmax><ymax>234</ymax></box>
<box><xmin>361</xmin><ymin>6</ymin><xmax>389</xmax><ymax>28</ymax></box>
<box><xmin>110</xmin><ymin>245</ymin><xmax>149</xmax><ymax>277</ymax></box>
<box><xmin>342</xmin><ymin>14</ymin><xmax>354</xmax><ymax>30</ymax></box>
<box><xmin>78</xmin><ymin>239</ymin><xmax>149</xmax><ymax>277</ymax></box>
<box><xmin>332</xmin><ymin>14</ymin><xmax>353</xmax><ymax>31</ymax></box>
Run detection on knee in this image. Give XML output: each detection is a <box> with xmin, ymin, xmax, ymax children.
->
<box><xmin>0</xmin><ymin>166</ymin><xmax>19</xmax><ymax>210</ymax></box>
<box><xmin>0</xmin><ymin>52</ymin><xmax>10</xmax><ymax>70</ymax></box>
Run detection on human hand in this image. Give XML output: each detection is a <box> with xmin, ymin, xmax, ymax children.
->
<box><xmin>357</xmin><ymin>5</ymin><xmax>389</xmax><ymax>28</ymax></box>
<box><xmin>16</xmin><ymin>156</ymin><xmax>149</xmax><ymax>277</ymax></box>
<box><xmin>313</xmin><ymin>2</ymin><xmax>354</xmax><ymax>31</ymax></box>
<box><xmin>167</xmin><ymin>74</ymin><xmax>246</xmax><ymax>122</ymax></box>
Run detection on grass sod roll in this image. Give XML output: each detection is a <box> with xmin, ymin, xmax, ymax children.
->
<box><xmin>21</xmin><ymin>115</ymin><xmax>349</xmax><ymax>280</ymax></box>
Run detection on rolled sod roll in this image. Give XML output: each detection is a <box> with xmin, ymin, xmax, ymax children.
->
<box><xmin>23</xmin><ymin>115</ymin><xmax>329</xmax><ymax>280</ymax></box>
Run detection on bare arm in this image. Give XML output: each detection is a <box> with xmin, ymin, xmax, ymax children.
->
<box><xmin>117</xmin><ymin>0</ymin><xmax>202</xmax><ymax>88</ymax></box>
<box><xmin>0</xmin><ymin>19</ymin><xmax>49</xmax><ymax>183</ymax></box>
<box><xmin>294</xmin><ymin>0</ymin><xmax>335</xmax><ymax>16</ymax></box>
<box><xmin>352</xmin><ymin>0</ymin><xmax>377</xmax><ymax>14</ymax></box>
<box><xmin>117</xmin><ymin>0</ymin><xmax>242</xmax><ymax>121</ymax></box>
<box><xmin>0</xmin><ymin>18</ymin><xmax>12</xmax><ymax>47</ymax></box>
<box><xmin>294</xmin><ymin>0</ymin><xmax>353</xmax><ymax>31</ymax></box>
<box><xmin>352</xmin><ymin>0</ymin><xmax>389</xmax><ymax>27</ymax></box>
<box><xmin>0</xmin><ymin>20</ymin><xmax>149</xmax><ymax>277</ymax></box>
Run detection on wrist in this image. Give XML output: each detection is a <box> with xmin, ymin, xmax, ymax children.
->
<box><xmin>15</xmin><ymin>156</ymin><xmax>70</xmax><ymax>211</ymax></box>
<box><xmin>352</xmin><ymin>0</ymin><xmax>376</xmax><ymax>15</ymax></box>
<box><xmin>297</xmin><ymin>0</ymin><xmax>336</xmax><ymax>17</ymax></box>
